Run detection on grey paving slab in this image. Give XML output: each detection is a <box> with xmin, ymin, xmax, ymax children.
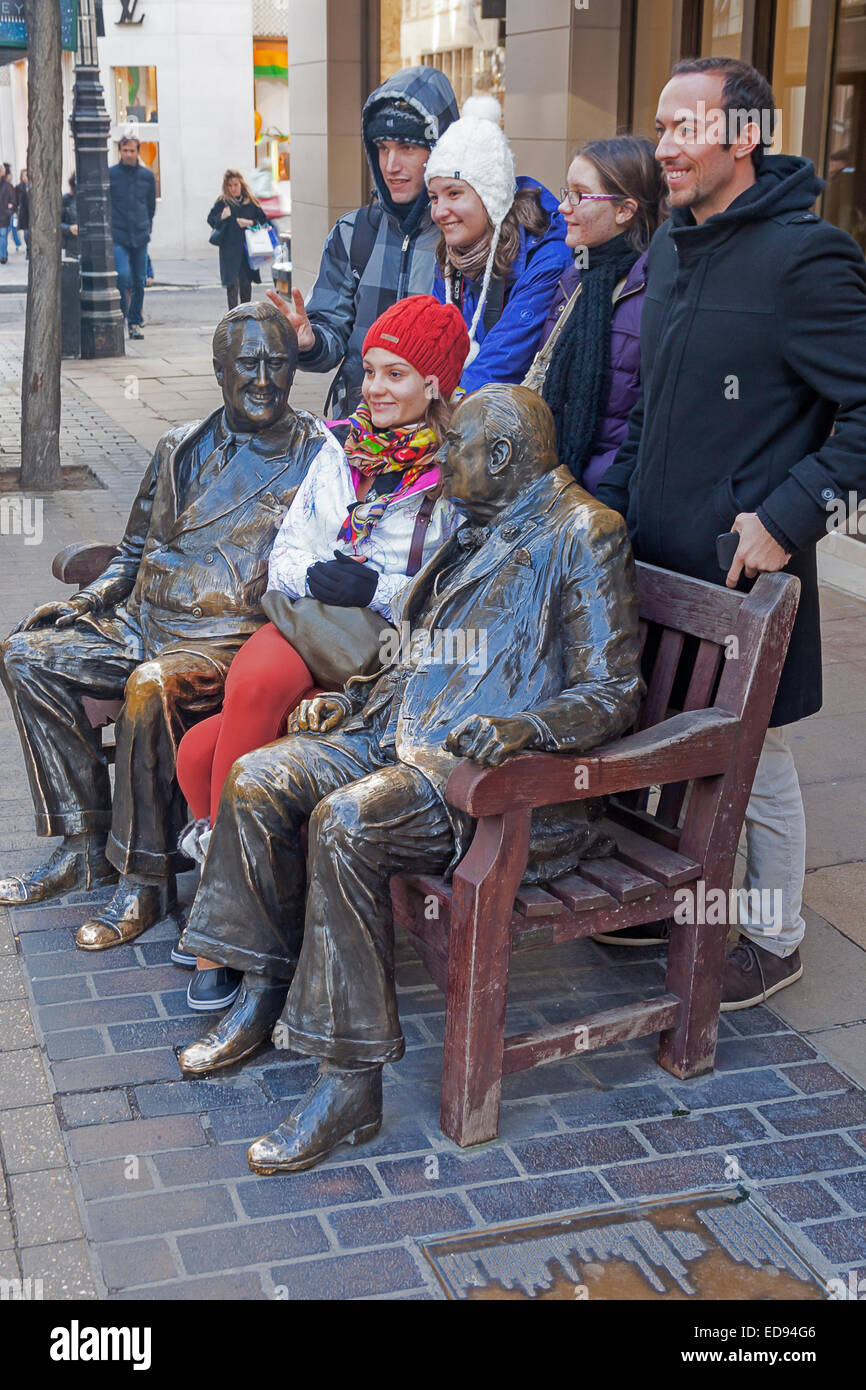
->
<box><xmin>10</xmin><ymin>1168</ymin><xmax>84</xmax><ymax>1247</ymax></box>
<box><xmin>0</xmin><ymin>1105</ymin><xmax>66</xmax><ymax>1174</ymax></box>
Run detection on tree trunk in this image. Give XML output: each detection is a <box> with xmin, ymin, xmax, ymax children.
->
<box><xmin>20</xmin><ymin>0</ymin><xmax>63</xmax><ymax>491</ymax></box>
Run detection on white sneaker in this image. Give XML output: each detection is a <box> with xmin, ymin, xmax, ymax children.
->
<box><xmin>178</xmin><ymin>818</ymin><xmax>210</xmax><ymax>866</ymax></box>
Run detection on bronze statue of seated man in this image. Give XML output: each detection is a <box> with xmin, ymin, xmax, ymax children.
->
<box><xmin>0</xmin><ymin>301</ymin><xmax>326</xmax><ymax>949</ymax></box>
<box><xmin>176</xmin><ymin>383</ymin><xmax>644</xmax><ymax>1174</ymax></box>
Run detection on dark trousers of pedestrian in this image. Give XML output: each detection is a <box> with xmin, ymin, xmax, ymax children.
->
<box><xmin>113</xmin><ymin>241</ymin><xmax>148</xmax><ymax>326</ymax></box>
<box><xmin>226</xmin><ymin>259</ymin><xmax>253</xmax><ymax>310</ymax></box>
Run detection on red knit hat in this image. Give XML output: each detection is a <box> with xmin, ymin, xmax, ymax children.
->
<box><xmin>362</xmin><ymin>295</ymin><xmax>470</xmax><ymax>402</ymax></box>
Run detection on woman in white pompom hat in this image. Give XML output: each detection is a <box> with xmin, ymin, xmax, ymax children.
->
<box><xmin>425</xmin><ymin>93</ymin><xmax>571</xmax><ymax>395</ymax></box>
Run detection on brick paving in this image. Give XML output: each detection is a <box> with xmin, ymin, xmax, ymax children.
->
<box><xmin>0</xmin><ymin>282</ymin><xmax>865</xmax><ymax>1300</ymax></box>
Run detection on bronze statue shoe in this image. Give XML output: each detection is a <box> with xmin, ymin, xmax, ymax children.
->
<box><xmin>0</xmin><ymin>840</ymin><xmax>117</xmax><ymax>907</ymax></box>
<box><xmin>76</xmin><ymin>878</ymin><xmax>175</xmax><ymax>951</ymax></box>
<box><xmin>177</xmin><ymin>978</ymin><xmax>286</xmax><ymax>1076</ymax></box>
<box><xmin>247</xmin><ymin>1063</ymin><xmax>383</xmax><ymax>1175</ymax></box>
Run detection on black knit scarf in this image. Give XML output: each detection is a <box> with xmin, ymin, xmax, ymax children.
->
<box><xmin>542</xmin><ymin>233</ymin><xmax>639</xmax><ymax>482</ymax></box>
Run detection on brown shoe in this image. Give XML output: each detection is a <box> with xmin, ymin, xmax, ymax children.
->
<box><xmin>76</xmin><ymin>877</ymin><xmax>175</xmax><ymax>950</ymax></box>
<box><xmin>178</xmin><ymin>977</ymin><xmax>286</xmax><ymax>1075</ymax></box>
<box><xmin>720</xmin><ymin>938</ymin><xmax>803</xmax><ymax>1012</ymax></box>
<box><xmin>247</xmin><ymin>1064</ymin><xmax>383</xmax><ymax>1175</ymax></box>
<box><xmin>0</xmin><ymin>839</ymin><xmax>116</xmax><ymax>907</ymax></box>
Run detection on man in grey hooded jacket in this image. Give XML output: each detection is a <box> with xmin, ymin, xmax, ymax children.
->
<box><xmin>268</xmin><ymin>66</ymin><xmax>458</xmax><ymax>417</ymax></box>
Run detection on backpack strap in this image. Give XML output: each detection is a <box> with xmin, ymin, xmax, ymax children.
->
<box><xmin>483</xmin><ymin>274</ymin><xmax>507</xmax><ymax>335</ymax></box>
<box><xmin>348</xmin><ymin>198</ymin><xmax>384</xmax><ymax>281</ymax></box>
<box><xmin>406</xmin><ymin>491</ymin><xmax>439</xmax><ymax>577</ymax></box>
<box><xmin>449</xmin><ymin>268</ymin><xmax>507</xmax><ymax>338</ymax></box>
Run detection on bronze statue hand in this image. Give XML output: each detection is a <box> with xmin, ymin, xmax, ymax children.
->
<box><xmin>445</xmin><ymin>714</ymin><xmax>539</xmax><ymax>767</ymax></box>
<box><xmin>287</xmin><ymin>695</ymin><xmax>350</xmax><ymax>736</ymax></box>
<box><xmin>14</xmin><ymin>593</ymin><xmax>97</xmax><ymax>634</ymax></box>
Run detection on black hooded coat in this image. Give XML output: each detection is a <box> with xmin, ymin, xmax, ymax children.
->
<box><xmin>597</xmin><ymin>156</ymin><xmax>866</xmax><ymax>725</ymax></box>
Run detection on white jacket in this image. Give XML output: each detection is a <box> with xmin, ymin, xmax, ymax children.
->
<box><xmin>267</xmin><ymin>424</ymin><xmax>458</xmax><ymax>622</ymax></box>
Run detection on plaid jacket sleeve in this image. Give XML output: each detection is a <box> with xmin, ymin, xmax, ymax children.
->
<box><xmin>298</xmin><ymin>213</ymin><xmax>359</xmax><ymax>374</ymax></box>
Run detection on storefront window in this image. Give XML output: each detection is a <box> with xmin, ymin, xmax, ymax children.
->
<box><xmin>771</xmin><ymin>0</ymin><xmax>812</xmax><ymax>155</ymax></box>
<box><xmin>824</xmin><ymin>0</ymin><xmax>866</xmax><ymax>252</ymax></box>
<box><xmin>113</xmin><ymin>65</ymin><xmax>158</xmax><ymax>125</ymax></box>
<box><xmin>253</xmin><ymin>38</ymin><xmax>290</xmax><ymax>184</ymax></box>
<box><xmin>379</xmin><ymin>0</ymin><xmax>506</xmax><ymax>108</ymax></box>
<box><xmin>112</xmin><ymin>67</ymin><xmax>160</xmax><ymax>196</ymax></box>
<box><xmin>701</xmin><ymin>0</ymin><xmax>744</xmax><ymax>58</ymax></box>
<box><xmin>632</xmin><ymin>0</ymin><xmax>675</xmax><ymax>140</ymax></box>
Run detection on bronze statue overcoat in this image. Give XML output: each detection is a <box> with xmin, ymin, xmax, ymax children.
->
<box><xmin>180</xmin><ymin>460</ymin><xmax>644</xmax><ymax>1063</ymax></box>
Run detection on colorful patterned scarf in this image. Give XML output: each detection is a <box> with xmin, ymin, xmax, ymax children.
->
<box><xmin>338</xmin><ymin>403</ymin><xmax>438</xmax><ymax>547</ymax></box>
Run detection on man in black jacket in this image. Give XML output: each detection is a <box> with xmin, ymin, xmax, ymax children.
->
<box><xmin>0</xmin><ymin>167</ymin><xmax>16</xmax><ymax>264</ymax></box>
<box><xmin>15</xmin><ymin>169</ymin><xmax>29</xmax><ymax>258</ymax></box>
<box><xmin>109</xmin><ymin>136</ymin><xmax>156</xmax><ymax>340</ymax></box>
<box><xmin>597</xmin><ymin>58</ymin><xmax>866</xmax><ymax>1010</ymax></box>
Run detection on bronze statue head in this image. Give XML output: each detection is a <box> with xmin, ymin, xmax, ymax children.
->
<box><xmin>212</xmin><ymin>302</ymin><xmax>299</xmax><ymax>434</ymax></box>
<box><xmin>434</xmin><ymin>384</ymin><xmax>559</xmax><ymax>524</ymax></box>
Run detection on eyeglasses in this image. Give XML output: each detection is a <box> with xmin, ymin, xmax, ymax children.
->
<box><xmin>559</xmin><ymin>189</ymin><xmax>621</xmax><ymax>208</ymax></box>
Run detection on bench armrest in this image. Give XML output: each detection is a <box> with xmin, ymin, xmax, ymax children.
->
<box><xmin>52</xmin><ymin>543</ymin><xmax>120</xmax><ymax>588</ymax></box>
<box><xmin>445</xmin><ymin>708</ymin><xmax>741</xmax><ymax>817</ymax></box>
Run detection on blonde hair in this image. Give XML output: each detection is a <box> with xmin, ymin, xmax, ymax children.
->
<box><xmin>221</xmin><ymin>169</ymin><xmax>255</xmax><ymax>204</ymax></box>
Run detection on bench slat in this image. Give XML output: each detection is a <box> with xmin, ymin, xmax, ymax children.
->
<box><xmin>502</xmin><ymin>994</ymin><xmax>683</xmax><ymax>1072</ymax></box>
<box><xmin>657</xmin><ymin>639</ymin><xmax>725</xmax><ymax>826</ymax></box>
<box><xmin>601</xmin><ymin>818</ymin><xmax>701</xmax><ymax>887</ymax></box>
<box><xmin>513</xmin><ymin>886</ymin><xmax>563</xmax><ymax>918</ymax></box>
<box><xmin>639</xmin><ymin>627</ymin><xmax>685</xmax><ymax>732</ymax></box>
<box><xmin>545</xmin><ymin>873</ymin><xmax>614</xmax><ymax>912</ymax></box>
<box><xmin>578</xmin><ymin>856</ymin><xmax>658</xmax><ymax>903</ymax></box>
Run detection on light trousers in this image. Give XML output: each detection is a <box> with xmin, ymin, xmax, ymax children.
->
<box><xmin>738</xmin><ymin>726</ymin><xmax>806</xmax><ymax>958</ymax></box>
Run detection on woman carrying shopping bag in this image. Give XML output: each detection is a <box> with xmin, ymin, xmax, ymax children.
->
<box><xmin>207</xmin><ymin>169</ymin><xmax>271</xmax><ymax>309</ymax></box>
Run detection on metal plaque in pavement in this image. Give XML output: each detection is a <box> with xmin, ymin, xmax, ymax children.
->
<box><xmin>419</xmin><ymin>1190</ymin><xmax>827</xmax><ymax>1301</ymax></box>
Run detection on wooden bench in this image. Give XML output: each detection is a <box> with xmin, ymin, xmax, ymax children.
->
<box><xmin>391</xmin><ymin>562</ymin><xmax>800</xmax><ymax>1148</ymax></box>
<box><xmin>56</xmin><ymin>545</ymin><xmax>800</xmax><ymax>1151</ymax></box>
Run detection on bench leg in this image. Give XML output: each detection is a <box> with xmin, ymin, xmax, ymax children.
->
<box><xmin>658</xmin><ymin>912</ymin><xmax>728</xmax><ymax>1079</ymax></box>
<box><xmin>440</xmin><ymin>810</ymin><xmax>531</xmax><ymax>1147</ymax></box>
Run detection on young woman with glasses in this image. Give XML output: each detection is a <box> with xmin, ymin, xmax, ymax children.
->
<box><xmin>525</xmin><ymin>137</ymin><xmax>667</xmax><ymax>495</ymax></box>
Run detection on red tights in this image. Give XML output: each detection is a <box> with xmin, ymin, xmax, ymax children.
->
<box><xmin>176</xmin><ymin>621</ymin><xmax>321</xmax><ymax>825</ymax></box>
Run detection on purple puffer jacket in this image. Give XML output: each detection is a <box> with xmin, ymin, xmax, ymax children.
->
<box><xmin>538</xmin><ymin>250</ymin><xmax>648</xmax><ymax>495</ymax></box>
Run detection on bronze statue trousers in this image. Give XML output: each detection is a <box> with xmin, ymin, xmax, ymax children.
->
<box><xmin>0</xmin><ymin>612</ymin><xmax>241</xmax><ymax>876</ymax></box>
<box><xmin>180</xmin><ymin>723</ymin><xmax>455</xmax><ymax>1065</ymax></box>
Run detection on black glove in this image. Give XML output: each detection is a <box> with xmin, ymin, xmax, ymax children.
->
<box><xmin>306</xmin><ymin>550</ymin><xmax>379</xmax><ymax>607</ymax></box>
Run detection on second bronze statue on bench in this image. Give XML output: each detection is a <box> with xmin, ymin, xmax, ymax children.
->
<box><xmin>177</xmin><ymin>384</ymin><xmax>645</xmax><ymax>1173</ymax></box>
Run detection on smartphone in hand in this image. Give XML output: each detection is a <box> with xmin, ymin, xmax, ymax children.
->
<box><xmin>716</xmin><ymin>531</ymin><xmax>740</xmax><ymax>571</ymax></box>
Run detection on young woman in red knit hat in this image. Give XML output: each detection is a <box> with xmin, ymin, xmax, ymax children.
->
<box><xmin>174</xmin><ymin>295</ymin><xmax>469</xmax><ymax>1011</ymax></box>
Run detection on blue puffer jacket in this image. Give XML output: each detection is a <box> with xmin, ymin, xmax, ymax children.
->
<box><xmin>109</xmin><ymin>161</ymin><xmax>156</xmax><ymax>249</ymax></box>
<box><xmin>433</xmin><ymin>177</ymin><xmax>571</xmax><ymax>394</ymax></box>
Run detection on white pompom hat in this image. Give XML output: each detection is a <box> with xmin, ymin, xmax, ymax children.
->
<box><xmin>424</xmin><ymin>94</ymin><xmax>517</xmax><ymax>358</ymax></box>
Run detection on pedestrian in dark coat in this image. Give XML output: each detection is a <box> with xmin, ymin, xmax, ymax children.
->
<box><xmin>596</xmin><ymin>58</ymin><xmax>866</xmax><ymax>1012</ymax></box>
<box><xmin>207</xmin><ymin>170</ymin><xmax>269</xmax><ymax>310</ymax></box>
<box><xmin>61</xmin><ymin>173</ymin><xmax>78</xmax><ymax>256</ymax></box>
<box><xmin>527</xmin><ymin>136</ymin><xmax>666</xmax><ymax>494</ymax></box>
<box><xmin>0</xmin><ymin>172</ymin><xmax>16</xmax><ymax>263</ymax></box>
<box><xmin>109</xmin><ymin>136</ymin><xmax>156</xmax><ymax>338</ymax></box>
